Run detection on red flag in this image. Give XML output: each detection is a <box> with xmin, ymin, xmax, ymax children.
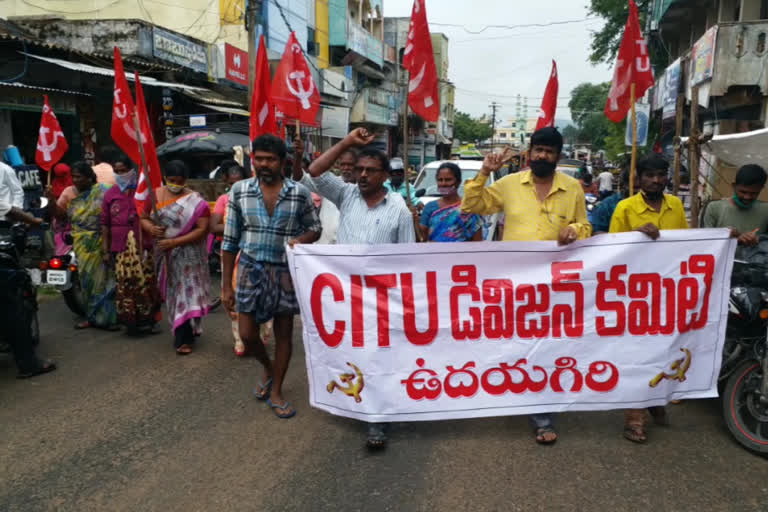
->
<box><xmin>133</xmin><ymin>72</ymin><xmax>162</xmax><ymax>214</ymax></box>
<box><xmin>271</xmin><ymin>32</ymin><xmax>321</xmax><ymax>126</ymax></box>
<box><xmin>604</xmin><ymin>0</ymin><xmax>654</xmax><ymax>122</ymax></box>
<box><xmin>403</xmin><ymin>0</ymin><xmax>440</xmax><ymax>122</ymax></box>
<box><xmin>535</xmin><ymin>61</ymin><xmax>559</xmax><ymax>131</ymax></box>
<box><xmin>250</xmin><ymin>34</ymin><xmax>278</xmax><ymax>142</ymax></box>
<box><xmin>111</xmin><ymin>46</ymin><xmax>145</xmax><ymax>163</ymax></box>
<box><xmin>35</xmin><ymin>95</ymin><xmax>69</xmax><ymax>171</ymax></box>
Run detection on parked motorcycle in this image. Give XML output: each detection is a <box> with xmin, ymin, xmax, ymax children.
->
<box><xmin>585</xmin><ymin>192</ymin><xmax>600</xmax><ymax>225</ymax></box>
<box><xmin>720</xmin><ymin>240</ymin><xmax>768</xmax><ymax>453</ymax></box>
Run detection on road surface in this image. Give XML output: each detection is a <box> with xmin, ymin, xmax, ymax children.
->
<box><xmin>1</xmin><ymin>294</ymin><xmax>766</xmax><ymax>511</ymax></box>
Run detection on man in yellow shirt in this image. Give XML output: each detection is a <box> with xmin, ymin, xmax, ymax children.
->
<box><xmin>609</xmin><ymin>154</ymin><xmax>687</xmax><ymax>444</ymax></box>
<box><xmin>609</xmin><ymin>154</ymin><xmax>688</xmax><ymax>237</ymax></box>
<box><xmin>462</xmin><ymin>127</ymin><xmax>589</xmax><ymax>445</ymax></box>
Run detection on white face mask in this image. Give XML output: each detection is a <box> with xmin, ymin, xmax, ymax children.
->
<box><xmin>115</xmin><ymin>169</ymin><xmax>137</xmax><ymax>191</ymax></box>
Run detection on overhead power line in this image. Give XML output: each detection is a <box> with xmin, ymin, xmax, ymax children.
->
<box><xmin>430</xmin><ymin>17</ymin><xmax>599</xmax><ymax>34</ymax></box>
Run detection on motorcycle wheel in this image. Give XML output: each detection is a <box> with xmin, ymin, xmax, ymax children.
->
<box><xmin>62</xmin><ymin>273</ymin><xmax>86</xmax><ymax>317</ymax></box>
<box><xmin>723</xmin><ymin>359</ymin><xmax>768</xmax><ymax>454</ymax></box>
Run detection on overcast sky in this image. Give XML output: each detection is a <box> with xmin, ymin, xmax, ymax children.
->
<box><xmin>383</xmin><ymin>0</ymin><xmax>615</xmax><ymax>123</ymax></box>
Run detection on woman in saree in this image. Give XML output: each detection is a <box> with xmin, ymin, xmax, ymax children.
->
<box><xmin>141</xmin><ymin>160</ymin><xmax>211</xmax><ymax>355</ymax></box>
<box><xmin>50</xmin><ymin>162</ymin><xmax>73</xmax><ymax>256</ymax></box>
<box><xmin>46</xmin><ymin>161</ymin><xmax>118</xmax><ymax>330</ymax></box>
<box><xmin>101</xmin><ymin>155</ymin><xmax>162</xmax><ymax>335</ymax></box>
<box><xmin>418</xmin><ymin>162</ymin><xmax>484</xmax><ymax>243</ymax></box>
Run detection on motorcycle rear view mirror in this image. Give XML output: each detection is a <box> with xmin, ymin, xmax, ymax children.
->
<box><xmin>415</xmin><ymin>189</ymin><xmax>426</xmax><ymax>198</ymax></box>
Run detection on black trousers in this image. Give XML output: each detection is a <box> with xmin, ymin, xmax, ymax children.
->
<box><xmin>0</xmin><ymin>271</ymin><xmax>41</xmax><ymax>374</ymax></box>
<box><xmin>174</xmin><ymin>320</ymin><xmax>194</xmax><ymax>349</ymax></box>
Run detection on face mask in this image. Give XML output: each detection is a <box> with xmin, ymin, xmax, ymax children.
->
<box><xmin>733</xmin><ymin>193</ymin><xmax>754</xmax><ymax>210</ymax></box>
<box><xmin>438</xmin><ymin>186</ymin><xmax>458</xmax><ymax>196</ymax></box>
<box><xmin>530</xmin><ymin>160</ymin><xmax>556</xmax><ymax>177</ymax></box>
<box><xmin>115</xmin><ymin>170</ymin><xmax>137</xmax><ymax>191</ymax></box>
<box><xmin>166</xmin><ymin>182</ymin><xmax>185</xmax><ymax>195</ymax></box>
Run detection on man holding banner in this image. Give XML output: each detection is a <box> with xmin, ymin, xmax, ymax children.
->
<box><xmin>461</xmin><ymin>127</ymin><xmax>590</xmax><ymax>444</ymax></box>
<box><xmin>308</xmin><ymin>128</ymin><xmax>415</xmax><ymax>449</ymax></box>
<box><xmin>609</xmin><ymin>153</ymin><xmax>688</xmax><ymax>443</ymax></box>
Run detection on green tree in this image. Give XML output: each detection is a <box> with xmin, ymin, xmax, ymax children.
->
<box><xmin>561</xmin><ymin>124</ymin><xmax>580</xmax><ymax>144</ymax></box>
<box><xmin>454</xmin><ymin>111</ymin><xmax>493</xmax><ymax>143</ymax></box>
<box><xmin>587</xmin><ymin>0</ymin><xmax>651</xmax><ymax>64</ymax></box>
<box><xmin>569</xmin><ymin>82</ymin><xmax>611</xmax><ymax>127</ymax></box>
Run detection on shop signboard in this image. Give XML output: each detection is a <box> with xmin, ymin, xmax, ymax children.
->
<box><xmin>661</xmin><ymin>58</ymin><xmax>681</xmax><ymax>120</ymax></box>
<box><xmin>224</xmin><ymin>44</ymin><xmax>249</xmax><ymax>86</ymax></box>
<box><xmin>690</xmin><ymin>26</ymin><xmax>717</xmax><ymax>86</ymax></box>
<box><xmin>153</xmin><ymin>28</ymin><xmax>208</xmax><ymax>74</ymax></box>
<box><xmin>321</xmin><ymin>105</ymin><xmax>350</xmax><ymax>139</ymax></box>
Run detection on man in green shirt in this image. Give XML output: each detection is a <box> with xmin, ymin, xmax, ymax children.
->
<box><xmin>703</xmin><ymin>164</ymin><xmax>768</xmax><ymax>246</ymax></box>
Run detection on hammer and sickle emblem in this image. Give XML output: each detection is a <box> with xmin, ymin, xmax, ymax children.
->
<box><xmin>286</xmin><ymin>71</ymin><xmax>315</xmax><ymax>110</ymax></box>
<box><xmin>327</xmin><ymin>362</ymin><xmax>364</xmax><ymax>403</ymax></box>
<box><xmin>37</xmin><ymin>127</ymin><xmax>65</xmax><ymax>161</ymax></box>
<box><xmin>649</xmin><ymin>348</ymin><xmax>692</xmax><ymax>388</ymax></box>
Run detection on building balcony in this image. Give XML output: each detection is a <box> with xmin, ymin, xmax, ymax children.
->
<box><xmin>349</xmin><ymin>88</ymin><xmax>398</xmax><ymax>126</ymax></box>
<box><xmin>343</xmin><ymin>19</ymin><xmax>383</xmax><ymax>67</ymax></box>
<box><xmin>711</xmin><ymin>21</ymin><xmax>768</xmax><ymax>96</ymax></box>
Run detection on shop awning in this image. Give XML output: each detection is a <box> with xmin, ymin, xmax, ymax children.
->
<box><xmin>0</xmin><ymin>81</ymin><xmax>92</xmax><ymax>97</ymax></box>
<box><xmin>181</xmin><ymin>87</ymin><xmax>245</xmax><ymax>108</ymax></box>
<box><xmin>21</xmin><ymin>52</ymin><xmax>207</xmax><ymax>91</ymax></box>
<box><xmin>684</xmin><ymin>128</ymin><xmax>768</xmax><ymax>168</ymax></box>
<box><xmin>197</xmin><ymin>103</ymin><xmax>250</xmax><ymax>117</ymax></box>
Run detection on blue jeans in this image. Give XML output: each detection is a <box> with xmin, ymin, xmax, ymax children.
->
<box><xmin>529</xmin><ymin>413</ymin><xmax>554</xmax><ymax>430</ymax></box>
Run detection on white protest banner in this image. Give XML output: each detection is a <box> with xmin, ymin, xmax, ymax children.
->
<box><xmin>287</xmin><ymin>229</ymin><xmax>736</xmax><ymax>423</ymax></box>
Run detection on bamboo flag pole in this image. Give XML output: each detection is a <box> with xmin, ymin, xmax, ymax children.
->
<box><xmin>402</xmin><ymin>70</ymin><xmax>424</xmax><ymax>242</ymax></box>
<box><xmin>629</xmin><ymin>83</ymin><xmax>638</xmax><ymax>196</ymax></box>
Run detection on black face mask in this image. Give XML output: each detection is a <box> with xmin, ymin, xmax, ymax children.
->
<box><xmin>530</xmin><ymin>160</ymin><xmax>556</xmax><ymax>177</ymax></box>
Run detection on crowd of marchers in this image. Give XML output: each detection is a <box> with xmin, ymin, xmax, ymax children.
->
<box><xmin>2</xmin><ymin>125</ymin><xmax>767</xmax><ymax>450</ymax></box>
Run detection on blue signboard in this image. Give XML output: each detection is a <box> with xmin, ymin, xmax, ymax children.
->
<box><xmin>153</xmin><ymin>28</ymin><xmax>208</xmax><ymax>74</ymax></box>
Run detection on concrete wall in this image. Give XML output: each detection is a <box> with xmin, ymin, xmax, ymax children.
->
<box><xmin>5</xmin><ymin>0</ymin><xmax>249</xmax><ymax>48</ymax></box>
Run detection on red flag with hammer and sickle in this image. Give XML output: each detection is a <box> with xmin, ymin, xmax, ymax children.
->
<box><xmin>403</xmin><ymin>0</ymin><xmax>439</xmax><ymax>122</ymax></box>
<box><xmin>35</xmin><ymin>95</ymin><xmax>69</xmax><ymax>171</ymax></box>
<box><xmin>133</xmin><ymin>72</ymin><xmax>162</xmax><ymax>214</ymax></box>
<box><xmin>604</xmin><ymin>0</ymin><xmax>654</xmax><ymax>123</ymax></box>
<box><xmin>535</xmin><ymin>60</ymin><xmax>559</xmax><ymax>131</ymax></box>
<box><xmin>271</xmin><ymin>32</ymin><xmax>320</xmax><ymax>126</ymax></box>
<box><xmin>250</xmin><ymin>34</ymin><xmax>278</xmax><ymax>142</ymax></box>
<box><xmin>111</xmin><ymin>46</ymin><xmax>146</xmax><ymax>163</ymax></box>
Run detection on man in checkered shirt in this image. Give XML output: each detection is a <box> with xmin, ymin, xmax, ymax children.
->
<box><xmin>222</xmin><ymin>134</ymin><xmax>321</xmax><ymax>420</ymax></box>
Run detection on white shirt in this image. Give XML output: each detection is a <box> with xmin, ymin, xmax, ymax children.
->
<box><xmin>598</xmin><ymin>171</ymin><xmax>614</xmax><ymax>192</ymax></box>
<box><xmin>0</xmin><ymin>198</ymin><xmax>11</xmax><ymax>219</ymax></box>
<box><xmin>0</xmin><ymin>162</ymin><xmax>24</xmax><ymax>210</ymax></box>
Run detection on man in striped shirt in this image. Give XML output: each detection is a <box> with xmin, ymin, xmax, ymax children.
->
<box><xmin>308</xmin><ymin>128</ymin><xmax>415</xmax><ymax>449</ymax></box>
<box><xmin>222</xmin><ymin>134</ymin><xmax>321</xmax><ymax>420</ymax></box>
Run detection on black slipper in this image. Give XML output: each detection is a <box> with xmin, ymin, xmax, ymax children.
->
<box><xmin>17</xmin><ymin>361</ymin><xmax>57</xmax><ymax>379</ymax></box>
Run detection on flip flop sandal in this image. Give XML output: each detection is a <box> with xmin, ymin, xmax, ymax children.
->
<box><xmin>267</xmin><ymin>399</ymin><xmax>296</xmax><ymax>419</ymax></box>
<box><xmin>74</xmin><ymin>321</ymin><xmax>90</xmax><ymax>330</ymax></box>
<box><xmin>175</xmin><ymin>344</ymin><xmax>193</xmax><ymax>355</ymax></box>
<box><xmin>17</xmin><ymin>361</ymin><xmax>57</xmax><ymax>379</ymax></box>
<box><xmin>623</xmin><ymin>425</ymin><xmax>647</xmax><ymax>443</ymax></box>
<box><xmin>534</xmin><ymin>427</ymin><xmax>558</xmax><ymax>445</ymax></box>
<box><xmin>366</xmin><ymin>423</ymin><xmax>389</xmax><ymax>450</ymax></box>
<box><xmin>253</xmin><ymin>377</ymin><xmax>273</xmax><ymax>400</ymax></box>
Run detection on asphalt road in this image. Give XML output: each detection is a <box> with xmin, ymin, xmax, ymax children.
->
<box><xmin>1</xmin><ymin>293</ymin><xmax>767</xmax><ymax>512</ymax></box>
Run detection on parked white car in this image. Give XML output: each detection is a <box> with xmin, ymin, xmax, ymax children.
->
<box><xmin>412</xmin><ymin>160</ymin><xmax>501</xmax><ymax>241</ymax></box>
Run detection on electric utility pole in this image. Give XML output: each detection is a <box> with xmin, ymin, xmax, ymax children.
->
<box><xmin>490</xmin><ymin>101</ymin><xmax>500</xmax><ymax>147</ymax></box>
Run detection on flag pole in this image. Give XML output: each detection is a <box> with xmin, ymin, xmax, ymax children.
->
<box><xmin>402</xmin><ymin>70</ymin><xmax>423</xmax><ymax>243</ymax></box>
<box><xmin>132</xmin><ymin>111</ymin><xmax>156</xmax><ymax>216</ymax></box>
<box><xmin>629</xmin><ymin>83</ymin><xmax>638</xmax><ymax>196</ymax></box>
